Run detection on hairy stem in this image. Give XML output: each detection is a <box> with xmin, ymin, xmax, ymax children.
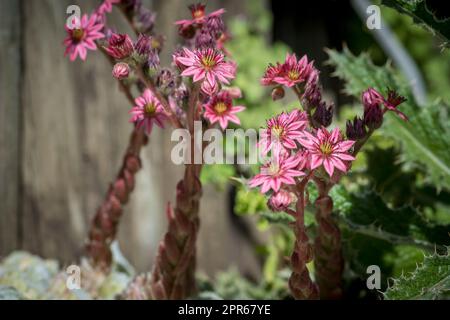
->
<box><xmin>150</xmin><ymin>84</ymin><xmax>202</xmax><ymax>299</ymax></box>
<box><xmin>86</xmin><ymin>127</ymin><xmax>147</xmax><ymax>271</ymax></box>
<box><xmin>288</xmin><ymin>179</ymin><xmax>319</xmax><ymax>299</ymax></box>
<box><xmin>313</xmin><ymin>179</ymin><xmax>343</xmax><ymax>299</ymax></box>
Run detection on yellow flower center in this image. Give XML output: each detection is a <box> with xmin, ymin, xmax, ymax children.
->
<box><xmin>201</xmin><ymin>56</ymin><xmax>216</xmax><ymax>69</ymax></box>
<box><xmin>151</xmin><ymin>38</ymin><xmax>160</xmax><ymax>50</ymax></box>
<box><xmin>320</xmin><ymin>142</ymin><xmax>333</xmax><ymax>155</ymax></box>
<box><xmin>271</xmin><ymin>125</ymin><xmax>284</xmax><ymax>138</ymax></box>
<box><xmin>193</xmin><ymin>10</ymin><xmax>205</xmax><ymax>19</ymax></box>
<box><xmin>214</xmin><ymin>102</ymin><xmax>228</xmax><ymax>114</ymax></box>
<box><xmin>72</xmin><ymin>28</ymin><xmax>85</xmax><ymax>43</ymax></box>
<box><xmin>268</xmin><ymin>162</ymin><xmax>280</xmax><ymax>176</ymax></box>
<box><xmin>288</xmin><ymin>70</ymin><xmax>300</xmax><ymax>80</ymax></box>
<box><xmin>144</xmin><ymin>103</ymin><xmax>157</xmax><ymax>116</ymax></box>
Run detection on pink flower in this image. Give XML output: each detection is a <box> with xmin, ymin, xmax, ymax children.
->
<box><xmin>362</xmin><ymin>88</ymin><xmax>408</xmax><ymax>127</ymax></box>
<box><xmin>112</xmin><ymin>62</ymin><xmax>130</xmax><ymax>80</ymax></box>
<box><xmin>105</xmin><ymin>33</ymin><xmax>134</xmax><ymax>60</ymax></box>
<box><xmin>261</xmin><ymin>63</ymin><xmax>283</xmax><ymax>86</ymax></box>
<box><xmin>204</xmin><ymin>91</ymin><xmax>245</xmax><ymax>129</ymax></box>
<box><xmin>273</xmin><ymin>53</ymin><xmax>314</xmax><ymax>88</ymax></box>
<box><xmin>268</xmin><ymin>190</ymin><xmax>294</xmax><ymax>212</ymax></box>
<box><xmin>385</xmin><ymin>89</ymin><xmax>408</xmax><ymax>121</ymax></box>
<box><xmin>64</xmin><ymin>14</ymin><xmax>104</xmax><ymax>61</ymax></box>
<box><xmin>129</xmin><ymin>89</ymin><xmax>167</xmax><ymax>134</ymax></box>
<box><xmin>298</xmin><ymin>127</ymin><xmax>355</xmax><ymax>177</ymax></box>
<box><xmin>175</xmin><ymin>3</ymin><xmax>225</xmax><ymax>28</ymax></box>
<box><xmin>259</xmin><ymin>110</ymin><xmax>308</xmax><ymax>154</ymax></box>
<box><xmin>175</xmin><ymin>48</ymin><xmax>235</xmax><ymax>89</ymax></box>
<box><xmin>97</xmin><ymin>0</ymin><xmax>121</xmax><ymax>15</ymax></box>
<box><xmin>249</xmin><ymin>149</ymin><xmax>305</xmax><ymax>193</ymax></box>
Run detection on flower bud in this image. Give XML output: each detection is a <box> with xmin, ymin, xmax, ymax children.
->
<box><xmin>156</xmin><ymin>69</ymin><xmax>176</xmax><ymax>94</ymax></box>
<box><xmin>135</xmin><ymin>34</ymin><xmax>151</xmax><ymax>56</ymax></box>
<box><xmin>313</xmin><ymin>102</ymin><xmax>333</xmax><ymax>127</ymax></box>
<box><xmin>271</xmin><ymin>86</ymin><xmax>285</xmax><ymax>101</ymax></box>
<box><xmin>227</xmin><ymin>87</ymin><xmax>242</xmax><ymax>99</ymax></box>
<box><xmin>147</xmin><ymin>49</ymin><xmax>160</xmax><ymax>69</ymax></box>
<box><xmin>178</xmin><ymin>24</ymin><xmax>196</xmax><ymax>39</ymax></box>
<box><xmin>268</xmin><ymin>190</ymin><xmax>293</xmax><ymax>212</ymax></box>
<box><xmin>205</xmin><ymin>15</ymin><xmax>225</xmax><ymax>39</ymax></box>
<box><xmin>105</xmin><ymin>33</ymin><xmax>134</xmax><ymax>60</ymax></box>
<box><xmin>138</xmin><ymin>8</ymin><xmax>156</xmax><ymax>34</ymax></box>
<box><xmin>200</xmin><ymin>80</ymin><xmax>219</xmax><ymax>95</ymax></box>
<box><xmin>112</xmin><ymin>62</ymin><xmax>130</xmax><ymax>80</ymax></box>
<box><xmin>346</xmin><ymin>116</ymin><xmax>366</xmax><ymax>140</ymax></box>
<box><xmin>362</xmin><ymin>91</ymin><xmax>383</xmax><ymax>130</ymax></box>
<box><xmin>195</xmin><ymin>29</ymin><xmax>215</xmax><ymax>48</ymax></box>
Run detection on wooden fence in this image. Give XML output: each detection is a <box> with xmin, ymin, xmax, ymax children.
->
<box><xmin>0</xmin><ymin>0</ymin><xmax>261</xmax><ymax>277</ymax></box>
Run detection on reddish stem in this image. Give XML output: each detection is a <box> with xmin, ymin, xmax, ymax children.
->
<box><xmin>288</xmin><ymin>178</ymin><xmax>319</xmax><ymax>299</ymax></box>
<box><xmin>312</xmin><ymin>178</ymin><xmax>343</xmax><ymax>299</ymax></box>
<box><xmin>86</xmin><ymin>127</ymin><xmax>148</xmax><ymax>271</ymax></box>
<box><xmin>150</xmin><ymin>84</ymin><xmax>202</xmax><ymax>299</ymax></box>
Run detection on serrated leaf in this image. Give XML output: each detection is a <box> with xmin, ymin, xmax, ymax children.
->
<box><xmin>327</xmin><ymin>48</ymin><xmax>450</xmax><ymax>190</ymax></box>
<box><xmin>384</xmin><ymin>249</ymin><xmax>450</xmax><ymax>299</ymax></box>
<box><xmin>331</xmin><ymin>186</ymin><xmax>450</xmax><ymax>250</ymax></box>
<box><xmin>381</xmin><ymin>0</ymin><xmax>450</xmax><ymax>48</ymax></box>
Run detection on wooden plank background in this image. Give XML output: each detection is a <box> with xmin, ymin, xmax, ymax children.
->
<box><xmin>0</xmin><ymin>0</ymin><xmax>261</xmax><ymax>278</ymax></box>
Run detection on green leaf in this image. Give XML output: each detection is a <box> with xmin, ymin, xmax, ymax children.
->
<box><xmin>381</xmin><ymin>0</ymin><xmax>450</xmax><ymax>48</ymax></box>
<box><xmin>327</xmin><ymin>48</ymin><xmax>450</xmax><ymax>191</ymax></box>
<box><xmin>260</xmin><ymin>211</ymin><xmax>296</xmax><ymax>225</ymax></box>
<box><xmin>234</xmin><ymin>186</ymin><xmax>268</xmax><ymax>216</ymax></box>
<box><xmin>331</xmin><ymin>186</ymin><xmax>450</xmax><ymax>250</ymax></box>
<box><xmin>384</xmin><ymin>248</ymin><xmax>450</xmax><ymax>299</ymax></box>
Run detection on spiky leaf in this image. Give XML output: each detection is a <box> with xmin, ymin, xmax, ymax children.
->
<box><xmin>384</xmin><ymin>249</ymin><xmax>450</xmax><ymax>299</ymax></box>
<box><xmin>327</xmin><ymin>48</ymin><xmax>450</xmax><ymax>190</ymax></box>
<box><xmin>382</xmin><ymin>0</ymin><xmax>450</xmax><ymax>48</ymax></box>
<box><xmin>331</xmin><ymin>186</ymin><xmax>450</xmax><ymax>250</ymax></box>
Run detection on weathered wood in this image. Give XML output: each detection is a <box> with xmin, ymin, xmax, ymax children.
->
<box><xmin>3</xmin><ymin>0</ymin><xmax>262</xmax><ymax>279</ymax></box>
<box><xmin>21</xmin><ymin>0</ymin><xmax>137</xmax><ymax>262</ymax></box>
<box><xmin>0</xmin><ymin>0</ymin><xmax>22</xmax><ymax>257</ymax></box>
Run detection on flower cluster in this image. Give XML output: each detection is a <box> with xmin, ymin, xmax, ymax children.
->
<box><xmin>176</xmin><ymin>3</ymin><xmax>229</xmax><ymax>50</ymax></box>
<box><xmin>252</xmin><ymin>55</ymin><xmax>407</xmax><ymax>211</ymax></box>
<box><xmin>64</xmin><ymin>0</ymin><xmax>244</xmax><ymax>136</ymax></box>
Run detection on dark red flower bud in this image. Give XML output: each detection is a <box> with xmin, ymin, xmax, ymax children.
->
<box><xmin>313</xmin><ymin>102</ymin><xmax>333</xmax><ymax>127</ymax></box>
<box><xmin>271</xmin><ymin>86</ymin><xmax>285</xmax><ymax>101</ymax></box>
<box><xmin>346</xmin><ymin>116</ymin><xmax>366</xmax><ymax>140</ymax></box>
<box><xmin>105</xmin><ymin>33</ymin><xmax>134</xmax><ymax>60</ymax></box>
<box><xmin>362</xmin><ymin>88</ymin><xmax>384</xmax><ymax>129</ymax></box>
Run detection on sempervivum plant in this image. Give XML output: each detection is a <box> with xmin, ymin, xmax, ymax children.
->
<box><xmin>250</xmin><ymin>53</ymin><xmax>408</xmax><ymax>299</ymax></box>
<box><xmin>63</xmin><ymin>1</ymin><xmax>243</xmax><ymax>299</ymax></box>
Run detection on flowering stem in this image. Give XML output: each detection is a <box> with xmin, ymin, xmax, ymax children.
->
<box><xmin>312</xmin><ymin>177</ymin><xmax>343</xmax><ymax>299</ymax></box>
<box><xmin>150</xmin><ymin>83</ymin><xmax>203</xmax><ymax>299</ymax></box>
<box><xmin>136</xmin><ymin>67</ymin><xmax>183</xmax><ymax>129</ymax></box>
<box><xmin>292</xmin><ymin>86</ymin><xmax>314</xmax><ymax>126</ymax></box>
<box><xmin>288</xmin><ymin>178</ymin><xmax>319</xmax><ymax>300</ymax></box>
<box><xmin>98</xmin><ymin>44</ymin><xmax>135</xmax><ymax>105</ymax></box>
<box><xmin>86</xmin><ymin>127</ymin><xmax>147</xmax><ymax>271</ymax></box>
